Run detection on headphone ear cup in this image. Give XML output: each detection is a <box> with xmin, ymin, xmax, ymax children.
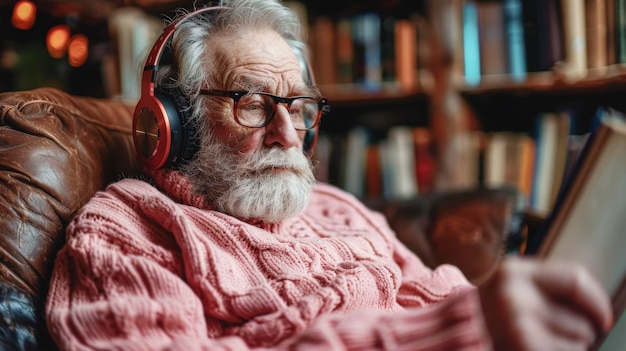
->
<box><xmin>156</xmin><ymin>87</ymin><xmax>199</xmax><ymax>166</ymax></box>
<box><xmin>154</xmin><ymin>87</ymin><xmax>199</xmax><ymax>168</ymax></box>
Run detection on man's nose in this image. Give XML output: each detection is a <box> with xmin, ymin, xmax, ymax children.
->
<box><xmin>263</xmin><ymin>105</ymin><xmax>301</xmax><ymax>149</ymax></box>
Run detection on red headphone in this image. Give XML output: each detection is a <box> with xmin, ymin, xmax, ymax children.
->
<box><xmin>132</xmin><ymin>6</ymin><xmax>318</xmax><ymax>170</ymax></box>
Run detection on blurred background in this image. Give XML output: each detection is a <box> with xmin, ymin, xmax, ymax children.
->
<box><xmin>0</xmin><ymin>0</ymin><xmax>191</xmax><ymax>100</ymax></box>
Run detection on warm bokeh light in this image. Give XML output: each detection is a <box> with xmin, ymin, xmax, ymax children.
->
<box><xmin>12</xmin><ymin>0</ymin><xmax>37</xmax><ymax>30</ymax></box>
<box><xmin>68</xmin><ymin>34</ymin><xmax>89</xmax><ymax>67</ymax></box>
<box><xmin>46</xmin><ymin>25</ymin><xmax>70</xmax><ymax>58</ymax></box>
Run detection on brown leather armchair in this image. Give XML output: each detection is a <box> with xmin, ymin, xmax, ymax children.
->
<box><xmin>0</xmin><ymin>87</ymin><xmax>523</xmax><ymax>350</ymax></box>
<box><xmin>0</xmin><ymin>87</ymin><xmax>141</xmax><ymax>349</ymax></box>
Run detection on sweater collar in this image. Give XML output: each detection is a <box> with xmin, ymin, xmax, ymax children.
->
<box><xmin>148</xmin><ymin>168</ymin><xmax>212</xmax><ymax>210</ymax></box>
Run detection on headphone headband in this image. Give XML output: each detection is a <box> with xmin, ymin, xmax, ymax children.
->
<box><xmin>141</xmin><ymin>6</ymin><xmax>227</xmax><ymax>97</ymax></box>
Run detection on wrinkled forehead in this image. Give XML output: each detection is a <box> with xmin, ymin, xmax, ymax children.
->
<box><xmin>205</xmin><ymin>28</ymin><xmax>308</xmax><ymax>92</ymax></box>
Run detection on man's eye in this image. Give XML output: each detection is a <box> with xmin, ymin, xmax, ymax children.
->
<box><xmin>242</xmin><ymin>103</ymin><xmax>265</xmax><ymax>112</ymax></box>
<box><xmin>289</xmin><ymin>105</ymin><xmax>303</xmax><ymax>115</ymax></box>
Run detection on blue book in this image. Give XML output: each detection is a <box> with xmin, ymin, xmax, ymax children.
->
<box><xmin>463</xmin><ymin>1</ymin><xmax>481</xmax><ymax>86</ymax></box>
<box><xmin>352</xmin><ymin>12</ymin><xmax>382</xmax><ymax>92</ymax></box>
<box><xmin>503</xmin><ymin>0</ymin><xmax>527</xmax><ymax>82</ymax></box>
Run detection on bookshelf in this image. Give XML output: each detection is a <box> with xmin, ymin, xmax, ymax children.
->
<box><xmin>296</xmin><ymin>0</ymin><xmax>446</xmax><ymax>202</ymax></box>
<box><xmin>447</xmin><ymin>0</ymin><xmax>626</xmax><ymax>215</ymax></box>
<box><xmin>298</xmin><ymin>0</ymin><xmax>626</xmax><ymax>215</ymax></box>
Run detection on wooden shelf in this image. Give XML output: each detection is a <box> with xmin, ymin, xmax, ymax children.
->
<box><xmin>458</xmin><ymin>65</ymin><xmax>626</xmax><ymax>96</ymax></box>
<box><xmin>319</xmin><ymin>83</ymin><xmax>428</xmax><ymax>106</ymax></box>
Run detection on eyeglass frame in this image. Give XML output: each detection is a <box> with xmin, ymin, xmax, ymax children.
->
<box><xmin>198</xmin><ymin>89</ymin><xmax>329</xmax><ymax>131</ymax></box>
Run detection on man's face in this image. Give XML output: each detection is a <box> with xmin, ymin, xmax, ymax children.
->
<box><xmin>182</xmin><ymin>28</ymin><xmax>316</xmax><ymax>223</ymax></box>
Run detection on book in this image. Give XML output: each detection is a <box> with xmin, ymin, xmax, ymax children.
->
<box><xmin>455</xmin><ymin>131</ymin><xmax>484</xmax><ymax>190</ymax></box>
<box><xmin>477</xmin><ymin>1</ymin><xmax>508</xmax><ymax>78</ymax></box>
<box><xmin>547</xmin><ymin>111</ymin><xmax>572</xmax><ymax>210</ymax></box>
<box><xmin>311</xmin><ymin>16</ymin><xmax>336</xmax><ymax>85</ymax></box>
<box><xmin>606</xmin><ymin>0</ymin><xmax>617</xmax><ymax>65</ymax></box>
<box><xmin>394</xmin><ymin>18</ymin><xmax>418</xmax><ymax>91</ymax></box>
<box><xmin>335</xmin><ymin>16</ymin><xmax>354</xmax><ymax>85</ymax></box>
<box><xmin>617</xmin><ymin>0</ymin><xmax>626</xmax><ymax>63</ymax></box>
<box><xmin>386</xmin><ymin>126</ymin><xmax>419</xmax><ymax>199</ymax></box>
<box><xmin>483</xmin><ymin>132</ymin><xmax>535</xmax><ymax>203</ymax></box>
<box><xmin>342</xmin><ymin>126</ymin><xmax>370</xmax><ymax>198</ymax></box>
<box><xmin>522</xmin><ymin>0</ymin><xmax>564</xmax><ymax>72</ymax></box>
<box><xmin>525</xmin><ymin>107</ymin><xmax>626</xmax><ymax>351</ymax></box>
<box><xmin>530</xmin><ymin>112</ymin><xmax>561</xmax><ymax>214</ymax></box>
<box><xmin>517</xmin><ymin>134</ymin><xmax>536</xmax><ymax>204</ymax></box>
<box><xmin>585</xmin><ymin>0</ymin><xmax>608</xmax><ymax>73</ymax></box>
<box><xmin>381</xmin><ymin>15</ymin><xmax>397</xmax><ymax>84</ymax></box>
<box><xmin>462</xmin><ymin>0</ymin><xmax>481</xmax><ymax>86</ymax></box>
<box><xmin>503</xmin><ymin>0</ymin><xmax>527</xmax><ymax>82</ymax></box>
<box><xmin>413</xmin><ymin>128</ymin><xmax>436</xmax><ymax>194</ymax></box>
<box><xmin>352</xmin><ymin>12</ymin><xmax>382</xmax><ymax>92</ymax></box>
<box><xmin>560</xmin><ymin>0</ymin><xmax>588</xmax><ymax>81</ymax></box>
<box><xmin>365</xmin><ymin>144</ymin><xmax>383</xmax><ymax>199</ymax></box>
<box><xmin>484</xmin><ymin>132</ymin><xmax>509</xmax><ymax>188</ymax></box>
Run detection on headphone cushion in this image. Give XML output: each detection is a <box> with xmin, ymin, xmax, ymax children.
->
<box><xmin>155</xmin><ymin>87</ymin><xmax>199</xmax><ymax>166</ymax></box>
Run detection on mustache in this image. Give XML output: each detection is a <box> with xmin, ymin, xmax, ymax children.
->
<box><xmin>238</xmin><ymin>148</ymin><xmax>312</xmax><ymax>173</ymax></box>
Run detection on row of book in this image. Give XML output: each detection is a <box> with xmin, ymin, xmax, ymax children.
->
<box><xmin>459</xmin><ymin>0</ymin><xmax>626</xmax><ymax>86</ymax></box>
<box><xmin>479</xmin><ymin>112</ymin><xmax>589</xmax><ymax>215</ymax></box>
<box><xmin>312</xmin><ymin>126</ymin><xmax>436</xmax><ymax>201</ymax></box>
<box><xmin>313</xmin><ymin>110</ymin><xmax>592</xmax><ymax>215</ymax></box>
<box><xmin>305</xmin><ymin>10</ymin><xmax>431</xmax><ymax>93</ymax></box>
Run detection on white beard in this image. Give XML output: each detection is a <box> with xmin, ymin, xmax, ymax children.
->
<box><xmin>181</xmin><ymin>132</ymin><xmax>315</xmax><ymax>223</ymax></box>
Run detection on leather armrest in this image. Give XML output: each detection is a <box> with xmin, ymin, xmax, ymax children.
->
<box><xmin>378</xmin><ymin>187</ymin><xmax>525</xmax><ymax>285</ymax></box>
<box><xmin>0</xmin><ymin>88</ymin><xmax>140</xmax><ymax>350</ymax></box>
<box><xmin>0</xmin><ymin>87</ymin><xmax>139</xmax><ymax>298</ymax></box>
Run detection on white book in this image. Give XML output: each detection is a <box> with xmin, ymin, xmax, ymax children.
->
<box><xmin>531</xmin><ymin>113</ymin><xmax>559</xmax><ymax>214</ymax></box>
<box><xmin>387</xmin><ymin>126</ymin><xmax>418</xmax><ymax>199</ymax></box>
<box><xmin>342</xmin><ymin>126</ymin><xmax>369</xmax><ymax>198</ymax></box>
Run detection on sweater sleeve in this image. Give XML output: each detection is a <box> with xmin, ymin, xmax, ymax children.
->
<box><xmin>285</xmin><ymin>286</ymin><xmax>490</xmax><ymax>351</ymax></box>
<box><xmin>46</xmin><ymin>181</ymin><xmax>491</xmax><ymax>350</ymax></box>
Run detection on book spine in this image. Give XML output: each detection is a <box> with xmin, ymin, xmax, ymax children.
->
<box><xmin>477</xmin><ymin>1</ymin><xmax>508</xmax><ymax>77</ymax></box>
<box><xmin>352</xmin><ymin>13</ymin><xmax>382</xmax><ymax>92</ymax></box>
<box><xmin>335</xmin><ymin>17</ymin><xmax>354</xmax><ymax>85</ymax></box>
<box><xmin>463</xmin><ymin>0</ymin><xmax>481</xmax><ymax>86</ymax></box>
<box><xmin>504</xmin><ymin>0</ymin><xmax>527</xmax><ymax>81</ymax></box>
<box><xmin>560</xmin><ymin>0</ymin><xmax>588</xmax><ymax>81</ymax></box>
<box><xmin>394</xmin><ymin>19</ymin><xmax>418</xmax><ymax>91</ymax></box>
<box><xmin>617</xmin><ymin>0</ymin><xmax>626</xmax><ymax>63</ymax></box>
<box><xmin>585</xmin><ymin>0</ymin><xmax>608</xmax><ymax>72</ymax></box>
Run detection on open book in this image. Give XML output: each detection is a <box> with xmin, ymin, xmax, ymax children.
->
<box><xmin>525</xmin><ymin>107</ymin><xmax>626</xmax><ymax>351</ymax></box>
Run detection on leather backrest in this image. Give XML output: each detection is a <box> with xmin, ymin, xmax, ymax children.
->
<box><xmin>0</xmin><ymin>87</ymin><xmax>140</xmax><ymax>299</ymax></box>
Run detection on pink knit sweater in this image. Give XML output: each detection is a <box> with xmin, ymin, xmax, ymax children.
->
<box><xmin>46</xmin><ymin>169</ymin><xmax>491</xmax><ymax>350</ymax></box>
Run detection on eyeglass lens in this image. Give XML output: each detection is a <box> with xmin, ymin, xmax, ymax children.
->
<box><xmin>236</xmin><ymin>93</ymin><xmax>319</xmax><ymax>130</ymax></box>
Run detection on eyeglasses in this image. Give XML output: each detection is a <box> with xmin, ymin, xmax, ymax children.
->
<box><xmin>199</xmin><ymin>89</ymin><xmax>329</xmax><ymax>131</ymax></box>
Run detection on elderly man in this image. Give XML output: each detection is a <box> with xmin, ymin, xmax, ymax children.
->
<box><xmin>45</xmin><ymin>0</ymin><xmax>612</xmax><ymax>350</ymax></box>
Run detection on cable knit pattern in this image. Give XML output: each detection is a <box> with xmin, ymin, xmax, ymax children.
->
<box><xmin>45</xmin><ymin>170</ymin><xmax>491</xmax><ymax>350</ymax></box>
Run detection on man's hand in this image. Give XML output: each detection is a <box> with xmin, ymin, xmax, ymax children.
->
<box><xmin>478</xmin><ymin>258</ymin><xmax>614</xmax><ymax>351</ymax></box>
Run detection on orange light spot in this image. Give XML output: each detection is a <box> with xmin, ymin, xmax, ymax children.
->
<box><xmin>12</xmin><ymin>0</ymin><xmax>37</xmax><ymax>30</ymax></box>
<box><xmin>68</xmin><ymin>34</ymin><xmax>89</xmax><ymax>67</ymax></box>
<box><xmin>47</xmin><ymin>25</ymin><xmax>70</xmax><ymax>58</ymax></box>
